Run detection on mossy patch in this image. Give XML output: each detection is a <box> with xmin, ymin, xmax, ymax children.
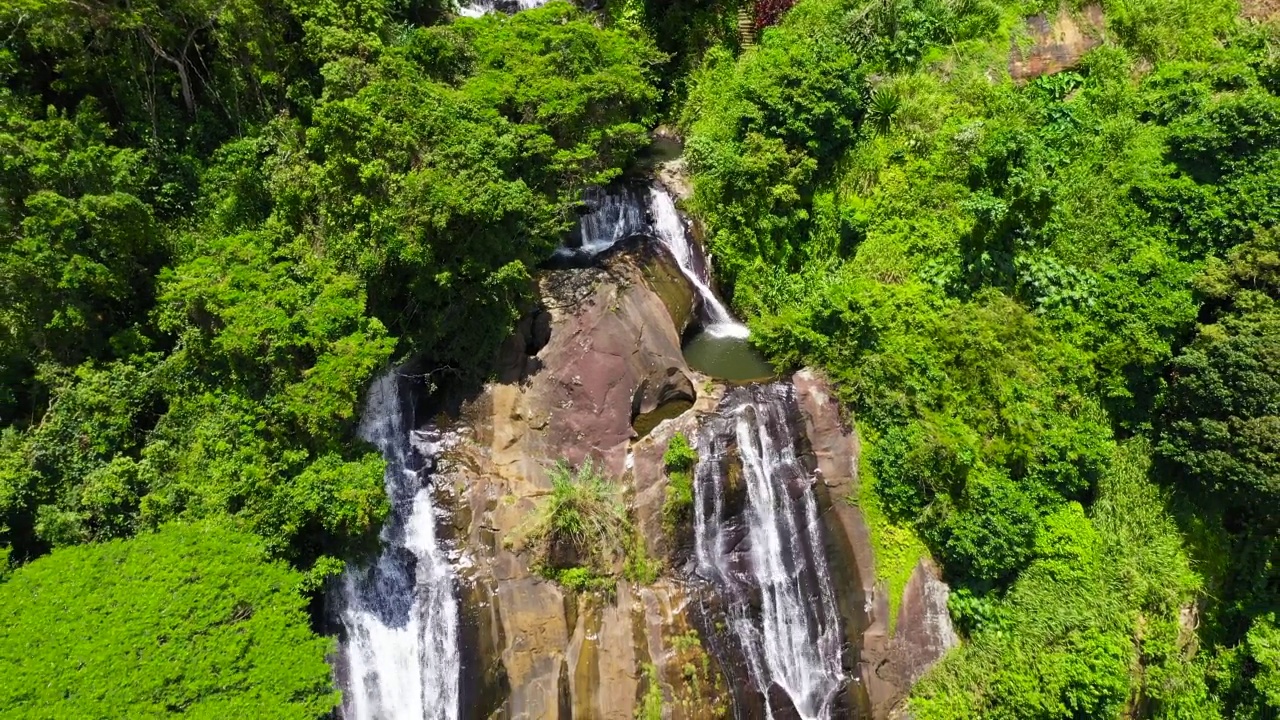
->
<box><xmin>853</xmin><ymin>432</ymin><xmax>928</xmax><ymax>633</ymax></box>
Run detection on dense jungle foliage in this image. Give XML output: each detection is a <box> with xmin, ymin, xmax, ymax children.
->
<box><xmin>676</xmin><ymin>0</ymin><xmax>1280</xmax><ymax>714</ymax></box>
<box><xmin>0</xmin><ymin>0</ymin><xmax>662</xmax><ymax>710</ymax></box>
<box><xmin>0</xmin><ymin>0</ymin><xmax>1277</xmax><ymax>715</ymax></box>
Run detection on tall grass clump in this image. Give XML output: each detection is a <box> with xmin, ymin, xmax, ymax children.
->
<box><xmin>523</xmin><ymin>458</ymin><xmax>631</xmax><ymax>575</ymax></box>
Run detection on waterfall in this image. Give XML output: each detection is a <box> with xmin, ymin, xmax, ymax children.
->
<box><xmin>559</xmin><ymin>185</ymin><xmax>649</xmax><ymax>258</ymax></box>
<box><xmin>647</xmin><ymin>187</ymin><xmax>750</xmax><ymax>339</ymax></box>
<box><xmin>337</xmin><ymin>370</ymin><xmax>461</xmax><ymax>720</ymax></box>
<box><xmin>554</xmin><ymin>183</ymin><xmax>749</xmax><ymax>338</ymax></box>
<box><xmin>456</xmin><ymin>0</ymin><xmax>548</xmax><ymax>17</ymax></box>
<box><xmin>693</xmin><ymin>383</ymin><xmax>845</xmax><ymax>719</ymax></box>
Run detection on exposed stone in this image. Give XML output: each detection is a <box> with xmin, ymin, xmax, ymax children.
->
<box><xmin>439</xmin><ymin>243</ymin><xmax>957</xmax><ymax>719</ymax></box>
<box><xmin>656</xmin><ymin>157</ymin><xmax>694</xmax><ymax>203</ymax></box>
<box><xmin>440</xmin><ymin>240</ymin><xmax>725</xmax><ymax>719</ymax></box>
<box><xmin>1009</xmin><ymin>5</ymin><xmax>1105</xmax><ymax>82</ymax></box>
<box><xmin>630</xmin><ymin>411</ymin><xmax>702</xmax><ymax>562</ymax></box>
<box><xmin>488</xmin><ymin>240</ymin><xmax>696</xmax><ymax>484</ymax></box>
<box><xmin>792</xmin><ymin>368</ymin><xmax>958</xmax><ymax>719</ymax></box>
<box><xmin>792</xmin><ymin>368</ymin><xmax>886</xmax><ymax>716</ymax></box>
<box><xmin>889</xmin><ymin>558</ymin><xmax>959</xmax><ymax>686</ymax></box>
<box><xmin>1242</xmin><ymin>0</ymin><xmax>1280</xmax><ymax>21</ymax></box>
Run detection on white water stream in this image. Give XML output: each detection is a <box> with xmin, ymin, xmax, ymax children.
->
<box><xmin>557</xmin><ymin>183</ymin><xmax>749</xmax><ymax>339</ymax></box>
<box><xmin>338</xmin><ymin>371</ymin><xmax>461</xmax><ymax>720</ymax></box>
<box><xmin>456</xmin><ymin>0</ymin><xmax>548</xmax><ymax>17</ymax></box>
<box><xmin>694</xmin><ymin>384</ymin><xmax>846</xmax><ymax>719</ymax></box>
<box><xmin>647</xmin><ymin>187</ymin><xmax>750</xmax><ymax>339</ymax></box>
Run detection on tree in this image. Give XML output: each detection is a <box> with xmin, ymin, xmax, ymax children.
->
<box><xmin>1158</xmin><ymin>229</ymin><xmax>1280</xmax><ymax>529</ymax></box>
<box><xmin>0</xmin><ymin>96</ymin><xmax>165</xmax><ymax>422</ymax></box>
<box><xmin>0</xmin><ymin>522</ymin><xmax>339</xmax><ymax>719</ymax></box>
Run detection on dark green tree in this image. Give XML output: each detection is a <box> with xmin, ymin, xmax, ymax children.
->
<box><xmin>1158</xmin><ymin>228</ymin><xmax>1280</xmax><ymax>529</ymax></box>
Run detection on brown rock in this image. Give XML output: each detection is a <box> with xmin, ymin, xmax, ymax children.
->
<box><xmin>1009</xmin><ymin>5</ymin><xmax>1105</xmax><ymax>82</ymax></box>
<box><xmin>792</xmin><ymin>369</ymin><xmax>886</xmax><ymax>716</ymax></box>
<box><xmin>889</xmin><ymin>558</ymin><xmax>959</xmax><ymax>687</ymax></box>
<box><xmin>439</xmin><ymin>241</ymin><xmax>728</xmax><ymax>719</ymax></box>
<box><xmin>656</xmin><ymin>157</ymin><xmax>694</xmax><ymax>203</ymax></box>
<box><xmin>629</xmin><ymin>410</ymin><xmax>703</xmax><ymax>561</ymax></box>
<box><xmin>1242</xmin><ymin>0</ymin><xmax>1280</xmax><ymax>21</ymax></box>
<box><xmin>792</xmin><ymin>369</ymin><xmax>957</xmax><ymax>718</ymax></box>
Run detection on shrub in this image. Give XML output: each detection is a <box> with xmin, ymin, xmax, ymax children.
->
<box><xmin>663</xmin><ymin>432</ymin><xmax>698</xmax><ymax>533</ymax></box>
<box><xmin>524</xmin><ymin>458</ymin><xmax>630</xmax><ymax>574</ymax></box>
<box><xmin>637</xmin><ymin>663</ymin><xmax>664</xmax><ymax>720</ymax></box>
<box><xmin>547</xmin><ymin>566</ymin><xmax>615</xmax><ymax>593</ymax></box>
<box><xmin>0</xmin><ymin>522</ymin><xmax>338</xmax><ymax>717</ymax></box>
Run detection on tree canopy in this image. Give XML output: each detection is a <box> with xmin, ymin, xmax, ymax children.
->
<box><xmin>0</xmin><ymin>522</ymin><xmax>338</xmax><ymax>719</ymax></box>
<box><xmin>0</xmin><ymin>0</ymin><xmax>1278</xmax><ymax>715</ymax></box>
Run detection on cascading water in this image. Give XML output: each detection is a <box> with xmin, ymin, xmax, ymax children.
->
<box><xmin>555</xmin><ymin>183</ymin><xmax>750</xmax><ymax>339</ymax></box>
<box><xmin>647</xmin><ymin>187</ymin><xmax>750</xmax><ymax>339</ymax></box>
<box><xmin>555</xmin><ymin>185</ymin><xmax>649</xmax><ymax>259</ymax></box>
<box><xmin>337</xmin><ymin>370</ymin><xmax>461</xmax><ymax>720</ymax></box>
<box><xmin>456</xmin><ymin>0</ymin><xmax>548</xmax><ymax>17</ymax></box>
<box><xmin>693</xmin><ymin>383</ymin><xmax>846</xmax><ymax>719</ymax></box>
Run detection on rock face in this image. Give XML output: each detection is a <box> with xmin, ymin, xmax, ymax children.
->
<box><xmin>1242</xmin><ymin>0</ymin><xmax>1280</xmax><ymax>21</ymax></box>
<box><xmin>1009</xmin><ymin>5</ymin><xmax>1105</xmax><ymax>82</ymax></box>
<box><xmin>889</xmin><ymin>559</ymin><xmax>960</xmax><ymax>687</ymax></box>
<box><xmin>425</xmin><ymin>240</ymin><xmax>955</xmax><ymax>719</ymax></box>
<box><xmin>440</xmin><ymin>240</ymin><xmax>729</xmax><ymax>720</ymax></box>
<box><xmin>791</xmin><ymin>369</ymin><xmax>957</xmax><ymax>719</ymax></box>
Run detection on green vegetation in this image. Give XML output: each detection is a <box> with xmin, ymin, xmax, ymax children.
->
<box><xmin>2</xmin><ymin>0</ymin><xmax>1279</xmax><ymax>712</ymax></box>
<box><xmin>912</xmin><ymin>442</ymin><xmax>1205</xmax><ymax>717</ymax></box>
<box><xmin>669</xmin><ymin>630</ymin><xmax>731</xmax><ymax>718</ymax></box>
<box><xmin>524</xmin><ymin>457</ymin><xmax>662</xmax><ymax>590</ymax></box>
<box><xmin>678</xmin><ymin>0</ymin><xmax>1280</xmax><ymax>712</ymax></box>
<box><xmin>0</xmin><ymin>0</ymin><xmax>661</xmax><ymax>567</ymax></box>
<box><xmin>636</xmin><ymin>663</ymin><xmax>664</xmax><ymax>720</ymax></box>
<box><xmin>0</xmin><ymin>522</ymin><xmax>337</xmax><ymax>718</ymax></box>
<box><xmin>523</xmin><ymin>458</ymin><xmax>654</xmax><ymax>591</ymax></box>
<box><xmin>0</xmin><ymin>0</ymin><xmax>663</xmax><ymax>709</ymax></box>
<box><xmin>855</xmin><ymin>442</ymin><xmax>928</xmax><ymax>630</ymax></box>
<box><xmin>662</xmin><ymin>431</ymin><xmax>698</xmax><ymax>533</ymax></box>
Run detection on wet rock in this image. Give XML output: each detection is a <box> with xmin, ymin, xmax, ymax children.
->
<box><xmin>656</xmin><ymin>157</ymin><xmax>693</xmax><ymax>202</ymax></box>
<box><xmin>792</xmin><ymin>369</ymin><xmax>882</xmax><ymax>716</ymax></box>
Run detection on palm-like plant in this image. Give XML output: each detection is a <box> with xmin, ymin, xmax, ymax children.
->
<box><xmin>867</xmin><ymin>85</ymin><xmax>902</xmax><ymax>136</ymax></box>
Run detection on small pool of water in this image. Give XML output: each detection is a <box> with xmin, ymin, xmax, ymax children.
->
<box><xmin>683</xmin><ymin>331</ymin><xmax>776</xmax><ymax>383</ymax></box>
<box><xmin>643</xmin><ymin>134</ymin><xmax>684</xmax><ymax>164</ymax></box>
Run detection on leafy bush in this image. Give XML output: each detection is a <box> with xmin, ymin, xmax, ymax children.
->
<box><xmin>683</xmin><ymin>0</ymin><xmax>1280</xmax><ymax>710</ymax></box>
<box><xmin>546</xmin><ymin>565</ymin><xmax>616</xmax><ymax>593</ymax></box>
<box><xmin>662</xmin><ymin>432</ymin><xmax>698</xmax><ymax>532</ymax></box>
<box><xmin>0</xmin><ymin>522</ymin><xmax>338</xmax><ymax>718</ymax></box>
<box><xmin>911</xmin><ymin>443</ymin><xmax>1204</xmax><ymax>718</ymax></box>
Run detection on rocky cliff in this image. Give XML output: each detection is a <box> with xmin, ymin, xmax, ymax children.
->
<box><xmin>425</xmin><ymin>238</ymin><xmax>954</xmax><ymax>719</ymax></box>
